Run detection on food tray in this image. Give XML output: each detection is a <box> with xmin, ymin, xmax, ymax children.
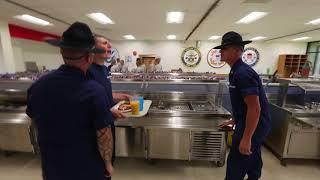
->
<box><xmin>112</xmin><ymin>100</ymin><xmax>152</xmax><ymax>117</ymax></box>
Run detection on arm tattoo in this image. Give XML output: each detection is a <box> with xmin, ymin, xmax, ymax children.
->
<box><xmin>96</xmin><ymin>127</ymin><xmax>113</xmax><ymax>164</ymax></box>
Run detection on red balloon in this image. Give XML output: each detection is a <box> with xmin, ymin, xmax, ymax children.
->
<box><xmin>133</xmin><ymin>51</ymin><xmax>137</xmax><ymax>56</ymax></box>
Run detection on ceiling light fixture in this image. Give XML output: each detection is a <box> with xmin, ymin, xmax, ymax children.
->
<box><xmin>167</xmin><ymin>35</ymin><xmax>177</xmax><ymax>40</ymax></box>
<box><xmin>14</xmin><ymin>14</ymin><xmax>52</xmax><ymax>26</ymax></box>
<box><xmin>87</xmin><ymin>13</ymin><xmax>114</xmax><ymax>24</ymax></box>
<box><xmin>123</xmin><ymin>35</ymin><xmax>135</xmax><ymax>40</ymax></box>
<box><xmin>236</xmin><ymin>12</ymin><xmax>268</xmax><ymax>24</ymax></box>
<box><xmin>166</xmin><ymin>12</ymin><xmax>184</xmax><ymax>24</ymax></box>
<box><xmin>208</xmin><ymin>36</ymin><xmax>221</xmax><ymax>40</ymax></box>
<box><xmin>250</xmin><ymin>36</ymin><xmax>267</xmax><ymax>41</ymax></box>
<box><xmin>306</xmin><ymin>18</ymin><xmax>320</xmax><ymax>25</ymax></box>
<box><xmin>292</xmin><ymin>37</ymin><xmax>311</xmax><ymax>41</ymax></box>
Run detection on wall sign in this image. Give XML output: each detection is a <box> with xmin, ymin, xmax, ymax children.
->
<box><xmin>9</xmin><ymin>24</ymin><xmax>60</xmax><ymax>42</ymax></box>
<box><xmin>105</xmin><ymin>48</ymin><xmax>120</xmax><ymax>63</ymax></box>
<box><xmin>181</xmin><ymin>47</ymin><xmax>201</xmax><ymax>67</ymax></box>
<box><xmin>241</xmin><ymin>47</ymin><xmax>260</xmax><ymax>66</ymax></box>
<box><xmin>207</xmin><ymin>48</ymin><xmax>226</xmax><ymax>68</ymax></box>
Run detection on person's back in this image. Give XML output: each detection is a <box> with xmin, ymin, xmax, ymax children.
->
<box><xmin>110</xmin><ymin>63</ymin><xmax>120</xmax><ymax>72</ymax></box>
<box><xmin>155</xmin><ymin>64</ymin><xmax>162</xmax><ymax>72</ymax></box>
<box><xmin>27</xmin><ymin>65</ymin><xmax>110</xmax><ymax>180</ymax></box>
<box><xmin>26</xmin><ymin>22</ymin><xmax>114</xmax><ymax>180</ymax></box>
<box><xmin>154</xmin><ymin>58</ymin><xmax>162</xmax><ymax>72</ymax></box>
<box><xmin>135</xmin><ymin>64</ymin><xmax>146</xmax><ymax>73</ymax></box>
<box><xmin>121</xmin><ymin>64</ymin><xmax>129</xmax><ymax>73</ymax></box>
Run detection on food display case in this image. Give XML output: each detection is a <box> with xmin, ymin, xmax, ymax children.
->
<box><xmin>0</xmin><ymin>72</ymin><xmax>231</xmax><ymax>166</ymax></box>
<box><xmin>111</xmin><ymin>73</ymin><xmax>231</xmax><ymax>166</ymax></box>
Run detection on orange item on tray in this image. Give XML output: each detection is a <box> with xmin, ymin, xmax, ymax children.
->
<box><xmin>130</xmin><ymin>101</ymin><xmax>140</xmax><ymax>115</ymax></box>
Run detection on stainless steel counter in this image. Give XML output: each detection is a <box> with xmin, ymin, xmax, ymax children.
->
<box><xmin>116</xmin><ymin>117</ymin><xmax>226</xmax><ymax>130</ymax></box>
<box><xmin>0</xmin><ymin>110</ymin><xmax>33</xmax><ymax>153</ymax></box>
<box><xmin>265</xmin><ymin>78</ymin><xmax>320</xmax><ymax>165</ymax></box>
<box><xmin>113</xmin><ymin>90</ymin><xmax>230</xmax><ymax>166</ymax></box>
<box><xmin>282</xmin><ymin>104</ymin><xmax>320</xmax><ymax>117</ymax></box>
<box><xmin>295</xmin><ymin>117</ymin><xmax>320</xmax><ymax>129</ymax></box>
<box><xmin>0</xmin><ymin>112</ymin><xmax>30</xmax><ymax>124</ymax></box>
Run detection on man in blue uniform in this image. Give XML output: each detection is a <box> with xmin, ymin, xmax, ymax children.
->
<box><xmin>89</xmin><ymin>35</ymin><xmax>131</xmax><ymax>112</ymax></box>
<box><xmin>26</xmin><ymin>22</ymin><xmax>114</xmax><ymax>180</ymax></box>
<box><xmin>216</xmin><ymin>32</ymin><xmax>271</xmax><ymax>180</ymax></box>
<box><xmin>88</xmin><ymin>34</ymin><xmax>131</xmax><ymax>179</ymax></box>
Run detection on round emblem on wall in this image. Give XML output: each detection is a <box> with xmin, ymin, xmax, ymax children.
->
<box><xmin>241</xmin><ymin>47</ymin><xmax>260</xmax><ymax>66</ymax></box>
<box><xmin>181</xmin><ymin>47</ymin><xmax>201</xmax><ymax>67</ymax></box>
<box><xmin>105</xmin><ymin>47</ymin><xmax>120</xmax><ymax>63</ymax></box>
<box><xmin>207</xmin><ymin>48</ymin><xmax>226</xmax><ymax>68</ymax></box>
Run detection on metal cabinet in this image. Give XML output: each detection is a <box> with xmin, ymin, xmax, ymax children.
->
<box><xmin>146</xmin><ymin>128</ymin><xmax>190</xmax><ymax>160</ymax></box>
<box><xmin>0</xmin><ymin>113</ymin><xmax>33</xmax><ymax>153</ymax></box>
<box><xmin>145</xmin><ymin>128</ymin><xmax>227</xmax><ymax>166</ymax></box>
<box><xmin>115</xmin><ymin>127</ymin><xmax>145</xmax><ymax>158</ymax></box>
<box><xmin>286</xmin><ymin>121</ymin><xmax>320</xmax><ymax>158</ymax></box>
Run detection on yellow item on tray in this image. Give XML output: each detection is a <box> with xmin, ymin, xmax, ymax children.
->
<box><xmin>130</xmin><ymin>101</ymin><xmax>140</xmax><ymax>115</ymax></box>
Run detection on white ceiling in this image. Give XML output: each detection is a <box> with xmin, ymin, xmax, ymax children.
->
<box><xmin>0</xmin><ymin>0</ymin><xmax>320</xmax><ymax>42</ymax></box>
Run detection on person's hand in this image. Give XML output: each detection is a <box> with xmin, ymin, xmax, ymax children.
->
<box><xmin>113</xmin><ymin>93</ymin><xmax>132</xmax><ymax>102</ymax></box>
<box><xmin>111</xmin><ymin>108</ymin><xmax>126</xmax><ymax>119</ymax></box>
<box><xmin>106</xmin><ymin>162</ymin><xmax>114</xmax><ymax>177</ymax></box>
<box><xmin>239</xmin><ymin>137</ymin><xmax>252</xmax><ymax>155</ymax></box>
<box><xmin>219</xmin><ymin>119</ymin><xmax>235</xmax><ymax>129</ymax></box>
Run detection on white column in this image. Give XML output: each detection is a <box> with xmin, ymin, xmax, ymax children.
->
<box><xmin>0</xmin><ymin>21</ymin><xmax>16</xmax><ymax>73</ymax></box>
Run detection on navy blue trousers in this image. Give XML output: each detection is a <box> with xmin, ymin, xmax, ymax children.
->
<box><xmin>225</xmin><ymin>137</ymin><xmax>263</xmax><ymax>180</ymax></box>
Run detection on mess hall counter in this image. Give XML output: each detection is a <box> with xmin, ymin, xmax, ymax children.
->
<box><xmin>109</xmin><ymin>73</ymin><xmax>231</xmax><ymax>166</ymax></box>
<box><xmin>265</xmin><ymin>78</ymin><xmax>320</xmax><ymax>166</ymax></box>
<box><xmin>0</xmin><ymin>72</ymin><xmax>231</xmax><ymax>166</ymax></box>
<box><xmin>0</xmin><ymin>72</ymin><xmax>319</xmax><ymax>166</ymax></box>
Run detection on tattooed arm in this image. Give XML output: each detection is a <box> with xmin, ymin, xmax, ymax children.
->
<box><xmin>97</xmin><ymin>127</ymin><xmax>114</xmax><ymax>176</ymax></box>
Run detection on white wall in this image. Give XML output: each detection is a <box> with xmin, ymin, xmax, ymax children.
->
<box><xmin>0</xmin><ymin>44</ymin><xmax>4</xmax><ymax>73</ymax></box>
<box><xmin>8</xmin><ymin>38</ymin><xmax>307</xmax><ymax>74</ymax></box>
<box><xmin>113</xmin><ymin>40</ymin><xmax>307</xmax><ymax>74</ymax></box>
<box><xmin>11</xmin><ymin>38</ymin><xmax>63</xmax><ymax>72</ymax></box>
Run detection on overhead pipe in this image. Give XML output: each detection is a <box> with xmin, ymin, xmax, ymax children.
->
<box><xmin>185</xmin><ymin>0</ymin><xmax>221</xmax><ymax>41</ymax></box>
<box><xmin>265</xmin><ymin>28</ymin><xmax>320</xmax><ymax>42</ymax></box>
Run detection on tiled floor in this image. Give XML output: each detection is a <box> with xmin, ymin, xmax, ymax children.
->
<box><xmin>0</xmin><ymin>147</ymin><xmax>319</xmax><ymax>180</ymax></box>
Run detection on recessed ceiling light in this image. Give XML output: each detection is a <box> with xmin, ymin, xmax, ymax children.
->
<box><xmin>166</xmin><ymin>12</ymin><xmax>184</xmax><ymax>24</ymax></box>
<box><xmin>250</xmin><ymin>36</ymin><xmax>267</xmax><ymax>41</ymax></box>
<box><xmin>123</xmin><ymin>35</ymin><xmax>135</xmax><ymax>40</ymax></box>
<box><xmin>306</xmin><ymin>18</ymin><xmax>320</xmax><ymax>25</ymax></box>
<box><xmin>236</xmin><ymin>12</ymin><xmax>268</xmax><ymax>24</ymax></box>
<box><xmin>167</xmin><ymin>35</ymin><xmax>177</xmax><ymax>40</ymax></box>
<box><xmin>87</xmin><ymin>13</ymin><xmax>114</xmax><ymax>24</ymax></box>
<box><xmin>14</xmin><ymin>14</ymin><xmax>52</xmax><ymax>26</ymax></box>
<box><xmin>208</xmin><ymin>36</ymin><xmax>221</xmax><ymax>40</ymax></box>
<box><xmin>292</xmin><ymin>37</ymin><xmax>311</xmax><ymax>41</ymax></box>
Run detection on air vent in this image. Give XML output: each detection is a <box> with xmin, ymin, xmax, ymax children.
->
<box><xmin>191</xmin><ymin>131</ymin><xmax>224</xmax><ymax>161</ymax></box>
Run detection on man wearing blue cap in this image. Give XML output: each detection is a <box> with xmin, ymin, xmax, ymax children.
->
<box><xmin>217</xmin><ymin>32</ymin><xmax>271</xmax><ymax>180</ymax></box>
<box><xmin>26</xmin><ymin>22</ymin><xmax>114</xmax><ymax>180</ymax></box>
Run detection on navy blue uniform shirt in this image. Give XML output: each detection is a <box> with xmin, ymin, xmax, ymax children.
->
<box><xmin>88</xmin><ymin>63</ymin><xmax>116</xmax><ymax>165</ymax></box>
<box><xmin>229</xmin><ymin>59</ymin><xmax>271</xmax><ymax>144</ymax></box>
<box><xmin>26</xmin><ymin>65</ymin><xmax>113</xmax><ymax>180</ymax></box>
<box><xmin>88</xmin><ymin>63</ymin><xmax>115</xmax><ymax>108</ymax></box>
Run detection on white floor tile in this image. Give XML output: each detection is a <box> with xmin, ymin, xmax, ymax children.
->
<box><xmin>0</xmin><ymin>147</ymin><xmax>319</xmax><ymax>180</ymax></box>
